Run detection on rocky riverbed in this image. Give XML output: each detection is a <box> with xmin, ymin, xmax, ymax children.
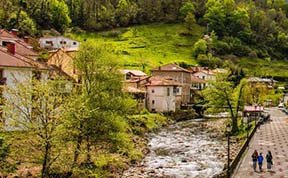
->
<box><xmin>122</xmin><ymin>119</ymin><xmax>242</xmax><ymax>178</ymax></box>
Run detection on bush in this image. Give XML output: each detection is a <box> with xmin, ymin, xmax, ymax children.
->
<box><xmin>192</xmin><ymin>39</ymin><xmax>207</xmax><ymax>57</ymax></box>
<box><xmin>196</xmin><ymin>53</ymin><xmax>223</xmax><ymax>69</ymax></box>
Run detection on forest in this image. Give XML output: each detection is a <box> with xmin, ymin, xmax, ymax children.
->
<box><xmin>1</xmin><ymin>0</ymin><xmax>288</xmax><ymax>60</ymax></box>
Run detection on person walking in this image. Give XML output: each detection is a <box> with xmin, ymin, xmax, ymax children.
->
<box><xmin>258</xmin><ymin>153</ymin><xmax>264</xmax><ymax>172</ymax></box>
<box><xmin>266</xmin><ymin>150</ymin><xmax>273</xmax><ymax>171</ymax></box>
<box><xmin>251</xmin><ymin>150</ymin><xmax>258</xmax><ymax>171</ymax></box>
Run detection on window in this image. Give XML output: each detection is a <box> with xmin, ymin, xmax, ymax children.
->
<box><xmin>202</xmin><ymin>76</ymin><xmax>205</xmax><ymax>80</ymax></box>
<box><xmin>125</xmin><ymin>74</ymin><xmax>131</xmax><ymax>80</ymax></box>
<box><xmin>73</xmin><ymin>42</ymin><xmax>77</xmax><ymax>45</ymax></box>
<box><xmin>2</xmin><ymin>41</ymin><xmax>8</xmax><ymax>47</ymax></box>
<box><xmin>60</xmin><ymin>41</ymin><xmax>67</xmax><ymax>45</ymax></box>
<box><xmin>46</xmin><ymin>41</ymin><xmax>53</xmax><ymax>45</ymax></box>
<box><xmin>32</xmin><ymin>71</ymin><xmax>41</xmax><ymax>80</ymax></box>
<box><xmin>167</xmin><ymin>87</ymin><xmax>170</xmax><ymax>96</ymax></box>
<box><xmin>152</xmin><ymin>100</ymin><xmax>155</xmax><ymax>105</ymax></box>
<box><xmin>152</xmin><ymin>89</ymin><xmax>155</xmax><ymax>93</ymax></box>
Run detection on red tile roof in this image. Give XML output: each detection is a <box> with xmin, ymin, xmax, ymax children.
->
<box><xmin>146</xmin><ymin>77</ymin><xmax>181</xmax><ymax>86</ymax></box>
<box><xmin>0</xmin><ymin>29</ymin><xmax>38</xmax><ymax>57</ymax></box>
<box><xmin>151</xmin><ymin>64</ymin><xmax>191</xmax><ymax>73</ymax></box>
<box><xmin>191</xmin><ymin>75</ymin><xmax>206</xmax><ymax>83</ymax></box>
<box><xmin>0</xmin><ymin>47</ymin><xmax>48</xmax><ymax>70</ymax></box>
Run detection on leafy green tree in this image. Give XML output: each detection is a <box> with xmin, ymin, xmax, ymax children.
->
<box><xmin>179</xmin><ymin>2</ymin><xmax>195</xmax><ymax>19</ymax></box>
<box><xmin>192</xmin><ymin>39</ymin><xmax>207</xmax><ymax>57</ymax></box>
<box><xmin>185</xmin><ymin>12</ymin><xmax>196</xmax><ymax>30</ymax></box>
<box><xmin>63</xmin><ymin>42</ymin><xmax>137</xmax><ymax>173</ymax></box>
<box><xmin>4</xmin><ymin>79</ymin><xmax>69</xmax><ymax>178</ymax></box>
<box><xmin>8</xmin><ymin>11</ymin><xmax>36</xmax><ymax>35</ymax></box>
<box><xmin>202</xmin><ymin>74</ymin><xmax>246</xmax><ymax>133</ymax></box>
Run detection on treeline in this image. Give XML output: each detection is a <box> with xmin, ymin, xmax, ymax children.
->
<box><xmin>1</xmin><ymin>0</ymin><xmax>288</xmax><ymax>59</ymax></box>
<box><xmin>0</xmin><ymin>0</ymin><xmax>189</xmax><ymax>34</ymax></box>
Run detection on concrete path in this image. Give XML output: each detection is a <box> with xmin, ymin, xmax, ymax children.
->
<box><xmin>233</xmin><ymin>108</ymin><xmax>288</xmax><ymax>178</ymax></box>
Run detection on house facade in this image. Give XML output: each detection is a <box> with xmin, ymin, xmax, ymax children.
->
<box><xmin>151</xmin><ymin>64</ymin><xmax>192</xmax><ymax>105</ymax></box>
<box><xmin>39</xmin><ymin>36</ymin><xmax>79</xmax><ymax>50</ymax></box>
<box><xmin>193</xmin><ymin>70</ymin><xmax>216</xmax><ymax>81</ymax></box>
<box><xmin>146</xmin><ymin>77</ymin><xmax>182</xmax><ymax>112</ymax></box>
<box><xmin>0</xmin><ymin>45</ymin><xmax>49</xmax><ymax>130</ymax></box>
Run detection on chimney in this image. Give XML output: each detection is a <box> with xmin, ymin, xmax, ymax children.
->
<box><xmin>23</xmin><ymin>36</ymin><xmax>29</xmax><ymax>43</ymax></box>
<box><xmin>7</xmin><ymin>41</ymin><xmax>16</xmax><ymax>55</ymax></box>
<box><xmin>11</xmin><ymin>29</ymin><xmax>19</xmax><ymax>37</ymax></box>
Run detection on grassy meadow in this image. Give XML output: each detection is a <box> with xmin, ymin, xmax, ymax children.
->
<box><xmin>68</xmin><ymin>23</ymin><xmax>288</xmax><ymax>79</ymax></box>
<box><xmin>68</xmin><ymin>23</ymin><xmax>203</xmax><ymax>73</ymax></box>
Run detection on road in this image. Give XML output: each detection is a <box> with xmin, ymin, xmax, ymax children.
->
<box><xmin>233</xmin><ymin>108</ymin><xmax>288</xmax><ymax>178</ymax></box>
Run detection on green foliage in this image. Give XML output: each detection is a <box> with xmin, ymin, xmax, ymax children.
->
<box><xmin>8</xmin><ymin>11</ymin><xmax>36</xmax><ymax>36</ymax></box>
<box><xmin>0</xmin><ymin>137</ymin><xmax>14</xmax><ymax>174</ymax></box>
<box><xmin>128</xmin><ymin>112</ymin><xmax>168</xmax><ymax>135</ymax></box>
<box><xmin>202</xmin><ymin>74</ymin><xmax>247</xmax><ymax>133</ymax></box>
<box><xmin>192</xmin><ymin>39</ymin><xmax>207</xmax><ymax>57</ymax></box>
<box><xmin>196</xmin><ymin>53</ymin><xmax>223</xmax><ymax>69</ymax></box>
<box><xmin>70</xmin><ymin>23</ymin><xmax>202</xmax><ymax>68</ymax></box>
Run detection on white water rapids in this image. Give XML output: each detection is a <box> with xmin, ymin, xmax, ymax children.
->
<box><xmin>123</xmin><ymin>120</ymin><xmax>227</xmax><ymax>178</ymax></box>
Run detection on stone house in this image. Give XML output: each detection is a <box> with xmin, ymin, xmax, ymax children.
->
<box><xmin>151</xmin><ymin>64</ymin><xmax>192</xmax><ymax>105</ymax></box>
<box><xmin>146</xmin><ymin>77</ymin><xmax>182</xmax><ymax>112</ymax></box>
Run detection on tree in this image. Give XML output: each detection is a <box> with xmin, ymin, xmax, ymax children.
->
<box><xmin>4</xmin><ymin>79</ymin><xmax>69</xmax><ymax>178</ymax></box>
<box><xmin>63</xmin><ymin>42</ymin><xmax>137</xmax><ymax>173</ymax></box>
<box><xmin>202</xmin><ymin>73</ymin><xmax>246</xmax><ymax>133</ymax></box>
<box><xmin>192</xmin><ymin>39</ymin><xmax>207</xmax><ymax>57</ymax></box>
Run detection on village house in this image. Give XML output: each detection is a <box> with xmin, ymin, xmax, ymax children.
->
<box><xmin>121</xmin><ymin>69</ymin><xmax>149</xmax><ymax>110</ymax></box>
<box><xmin>146</xmin><ymin>77</ymin><xmax>182</xmax><ymax>112</ymax></box>
<box><xmin>47</xmin><ymin>48</ymin><xmax>79</xmax><ymax>81</ymax></box>
<box><xmin>190</xmin><ymin>67</ymin><xmax>216</xmax><ymax>81</ymax></box>
<box><xmin>39</xmin><ymin>36</ymin><xmax>79</xmax><ymax>50</ymax></box>
<box><xmin>151</xmin><ymin>64</ymin><xmax>193</xmax><ymax>105</ymax></box>
<box><xmin>0</xmin><ymin>29</ymin><xmax>38</xmax><ymax>59</ymax></box>
<box><xmin>0</xmin><ymin>43</ymin><xmax>50</xmax><ymax>130</ymax></box>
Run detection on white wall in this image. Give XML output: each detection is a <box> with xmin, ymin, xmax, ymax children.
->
<box><xmin>2</xmin><ymin>69</ymin><xmax>32</xmax><ymax>130</ymax></box>
<box><xmin>2</xmin><ymin>68</ymin><xmax>48</xmax><ymax>130</ymax></box>
<box><xmin>194</xmin><ymin>72</ymin><xmax>215</xmax><ymax>81</ymax></box>
<box><xmin>147</xmin><ymin>86</ymin><xmax>181</xmax><ymax>112</ymax></box>
<box><xmin>39</xmin><ymin>37</ymin><xmax>79</xmax><ymax>49</ymax></box>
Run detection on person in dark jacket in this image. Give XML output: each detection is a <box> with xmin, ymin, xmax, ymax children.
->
<box><xmin>266</xmin><ymin>150</ymin><xmax>273</xmax><ymax>171</ymax></box>
<box><xmin>251</xmin><ymin>150</ymin><xmax>258</xmax><ymax>171</ymax></box>
<box><xmin>258</xmin><ymin>153</ymin><xmax>264</xmax><ymax>172</ymax></box>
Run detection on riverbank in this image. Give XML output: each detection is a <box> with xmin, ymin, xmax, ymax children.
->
<box><xmin>122</xmin><ymin>118</ymin><xmax>245</xmax><ymax>178</ymax></box>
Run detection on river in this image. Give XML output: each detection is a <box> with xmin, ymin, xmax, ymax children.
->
<box><xmin>123</xmin><ymin>119</ymin><xmax>228</xmax><ymax>178</ymax></box>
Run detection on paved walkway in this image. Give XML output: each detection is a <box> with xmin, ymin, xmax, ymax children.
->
<box><xmin>233</xmin><ymin>108</ymin><xmax>288</xmax><ymax>178</ymax></box>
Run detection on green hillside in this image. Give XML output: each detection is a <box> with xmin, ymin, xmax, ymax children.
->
<box><xmin>69</xmin><ymin>23</ymin><xmax>288</xmax><ymax>79</ymax></box>
<box><xmin>69</xmin><ymin>23</ymin><xmax>203</xmax><ymax>71</ymax></box>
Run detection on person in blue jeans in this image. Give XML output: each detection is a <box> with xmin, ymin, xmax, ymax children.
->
<box><xmin>258</xmin><ymin>153</ymin><xmax>264</xmax><ymax>172</ymax></box>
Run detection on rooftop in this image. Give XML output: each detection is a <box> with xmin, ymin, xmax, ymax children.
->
<box><xmin>151</xmin><ymin>63</ymin><xmax>191</xmax><ymax>73</ymax></box>
<box><xmin>146</xmin><ymin>77</ymin><xmax>181</xmax><ymax>86</ymax></box>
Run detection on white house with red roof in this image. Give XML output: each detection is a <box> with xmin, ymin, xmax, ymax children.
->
<box><xmin>146</xmin><ymin>77</ymin><xmax>182</xmax><ymax>112</ymax></box>
<box><xmin>192</xmin><ymin>69</ymin><xmax>216</xmax><ymax>81</ymax></box>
